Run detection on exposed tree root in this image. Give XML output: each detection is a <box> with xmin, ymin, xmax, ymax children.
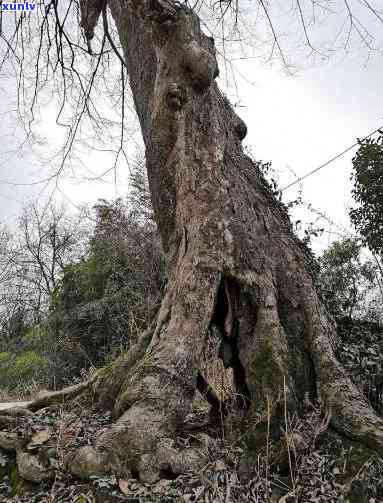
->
<box><xmin>27</xmin><ymin>381</ymin><xmax>92</xmax><ymax>413</ymax></box>
<box><xmin>3</xmin><ymin>304</ymin><xmax>383</xmax><ymax>486</ymax></box>
<box><xmin>69</xmin><ymin>431</ymin><xmax>218</xmax><ymax>483</ymax></box>
<box><xmin>0</xmin><ymin>407</ymin><xmax>34</xmax><ymax>418</ymax></box>
<box><xmin>4</xmin><ymin>272</ymin><xmax>382</xmax><ymax>485</ymax></box>
<box><xmin>24</xmin><ymin>327</ymin><xmax>155</xmax><ymax>415</ymax></box>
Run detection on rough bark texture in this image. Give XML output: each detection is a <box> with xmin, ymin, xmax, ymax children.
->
<box><xmin>18</xmin><ymin>0</ymin><xmax>383</xmax><ymax>484</ymax></box>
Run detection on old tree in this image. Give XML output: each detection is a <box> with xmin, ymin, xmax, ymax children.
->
<box><xmin>2</xmin><ymin>0</ymin><xmax>383</xmax><ymax>486</ymax></box>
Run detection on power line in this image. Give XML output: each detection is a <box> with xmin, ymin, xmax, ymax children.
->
<box><xmin>281</xmin><ymin>126</ymin><xmax>383</xmax><ymax>192</ymax></box>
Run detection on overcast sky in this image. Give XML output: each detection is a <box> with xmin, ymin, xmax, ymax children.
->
<box><xmin>0</xmin><ymin>1</ymin><xmax>382</xmax><ymax>254</ymax></box>
<box><xmin>236</xmin><ymin>51</ymin><xmax>383</xmax><ymax>250</ymax></box>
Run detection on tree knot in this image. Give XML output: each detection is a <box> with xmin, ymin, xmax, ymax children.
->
<box><xmin>166</xmin><ymin>83</ymin><xmax>187</xmax><ymax>110</ymax></box>
<box><xmin>181</xmin><ymin>41</ymin><xmax>219</xmax><ymax>92</ymax></box>
<box><xmin>234</xmin><ymin>114</ymin><xmax>248</xmax><ymax>141</ymax></box>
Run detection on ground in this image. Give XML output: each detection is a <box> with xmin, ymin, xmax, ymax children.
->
<box><xmin>1</xmin><ymin>397</ymin><xmax>383</xmax><ymax>502</ymax></box>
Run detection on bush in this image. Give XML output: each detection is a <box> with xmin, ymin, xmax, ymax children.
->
<box><xmin>350</xmin><ymin>134</ymin><xmax>383</xmax><ymax>257</ymax></box>
<box><xmin>12</xmin><ymin>351</ymin><xmax>48</xmax><ymax>381</ymax></box>
<box><xmin>44</xmin><ymin>197</ymin><xmax>164</xmax><ymax>380</ymax></box>
<box><xmin>0</xmin><ymin>350</ymin><xmax>48</xmax><ymax>392</ymax></box>
<box><xmin>0</xmin><ymin>181</ymin><xmax>165</xmax><ymax>390</ymax></box>
<box><xmin>318</xmin><ymin>238</ymin><xmax>380</xmax><ymax>321</ymax></box>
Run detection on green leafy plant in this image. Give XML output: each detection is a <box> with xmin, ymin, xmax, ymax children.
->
<box><xmin>318</xmin><ymin>238</ymin><xmax>378</xmax><ymax>320</ymax></box>
<box><xmin>350</xmin><ymin>133</ymin><xmax>383</xmax><ymax>257</ymax></box>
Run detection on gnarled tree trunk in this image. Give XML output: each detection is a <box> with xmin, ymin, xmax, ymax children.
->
<box><xmin>31</xmin><ymin>0</ymin><xmax>383</xmax><ymax>484</ymax></box>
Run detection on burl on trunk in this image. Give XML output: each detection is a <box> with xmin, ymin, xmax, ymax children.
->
<box><xmin>27</xmin><ymin>0</ymin><xmax>383</xmax><ymax>483</ymax></box>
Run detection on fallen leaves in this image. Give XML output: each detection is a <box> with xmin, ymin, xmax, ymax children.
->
<box><xmin>27</xmin><ymin>428</ymin><xmax>52</xmax><ymax>450</ymax></box>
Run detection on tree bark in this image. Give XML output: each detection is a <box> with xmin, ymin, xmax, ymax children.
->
<box><xmin>48</xmin><ymin>0</ymin><xmax>383</xmax><ymax>483</ymax></box>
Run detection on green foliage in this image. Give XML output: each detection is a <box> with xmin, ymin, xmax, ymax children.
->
<box><xmin>22</xmin><ymin>325</ymin><xmax>46</xmax><ymax>349</ymax></box>
<box><xmin>0</xmin><ymin>308</ymin><xmax>28</xmax><ymax>352</ymax></box>
<box><xmin>54</xmin><ymin>257</ymin><xmax>109</xmax><ymax>311</ymax></box>
<box><xmin>40</xmin><ymin>196</ymin><xmax>164</xmax><ymax>385</ymax></box>
<box><xmin>13</xmin><ymin>351</ymin><xmax>48</xmax><ymax>379</ymax></box>
<box><xmin>0</xmin><ymin>351</ymin><xmax>11</xmax><ymax>363</ymax></box>
<box><xmin>318</xmin><ymin>238</ymin><xmax>378</xmax><ymax>320</ymax></box>
<box><xmin>335</xmin><ymin>317</ymin><xmax>383</xmax><ymax>416</ymax></box>
<box><xmin>350</xmin><ymin>134</ymin><xmax>383</xmax><ymax>256</ymax></box>
<box><xmin>0</xmin><ymin>349</ymin><xmax>48</xmax><ymax>389</ymax></box>
<box><xmin>53</xmin><ymin>197</ymin><xmax>163</xmax><ymax>312</ymax></box>
<box><xmin>0</xmin><ymin>165</ymin><xmax>164</xmax><ymax>390</ymax></box>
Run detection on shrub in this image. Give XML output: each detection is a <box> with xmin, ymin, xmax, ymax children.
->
<box><xmin>0</xmin><ymin>350</ymin><xmax>48</xmax><ymax>391</ymax></box>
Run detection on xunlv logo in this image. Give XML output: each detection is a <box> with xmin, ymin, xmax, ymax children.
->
<box><xmin>0</xmin><ymin>2</ymin><xmax>36</xmax><ymax>10</ymax></box>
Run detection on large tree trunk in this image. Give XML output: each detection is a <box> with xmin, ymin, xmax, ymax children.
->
<box><xmin>34</xmin><ymin>0</ymin><xmax>383</xmax><ymax>483</ymax></box>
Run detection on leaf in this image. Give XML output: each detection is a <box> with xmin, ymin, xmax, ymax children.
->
<box><xmin>152</xmin><ymin>479</ymin><xmax>173</xmax><ymax>493</ymax></box>
<box><xmin>118</xmin><ymin>479</ymin><xmax>130</xmax><ymax>495</ymax></box>
<box><xmin>194</xmin><ymin>486</ymin><xmax>205</xmax><ymax>499</ymax></box>
<box><xmin>27</xmin><ymin>428</ymin><xmax>52</xmax><ymax>450</ymax></box>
